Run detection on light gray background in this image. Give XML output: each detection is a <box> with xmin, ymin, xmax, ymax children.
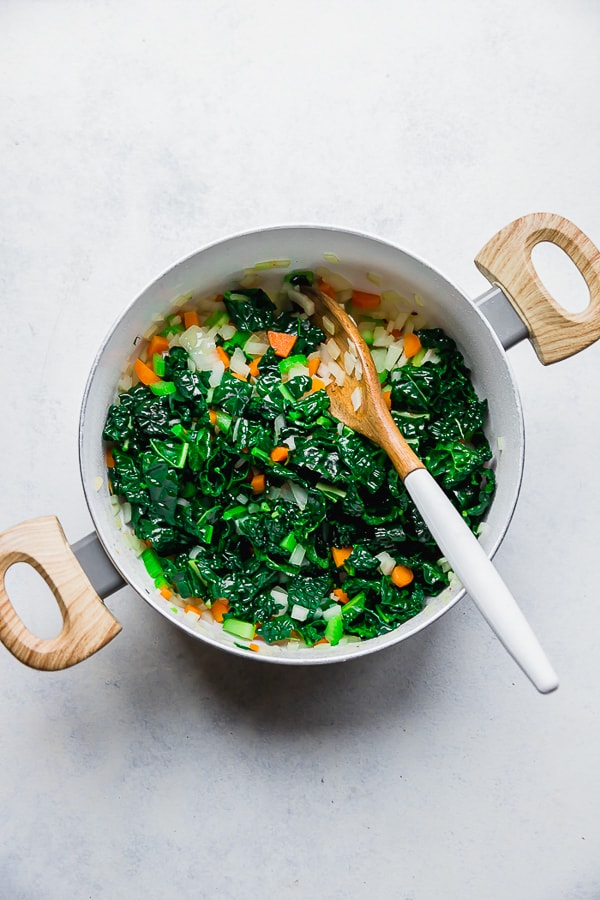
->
<box><xmin>1</xmin><ymin>2</ymin><xmax>599</xmax><ymax>898</ymax></box>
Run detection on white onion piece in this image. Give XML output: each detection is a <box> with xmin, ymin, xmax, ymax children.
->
<box><xmin>290</xmin><ymin>481</ymin><xmax>308</xmax><ymax>510</ymax></box>
<box><xmin>283</xmin><ymin>435</ymin><xmax>296</xmax><ymax>450</ymax></box>
<box><xmin>373</xmin><ymin>326</ymin><xmax>393</xmax><ymax>347</ymax></box>
<box><xmin>376</xmin><ymin>550</ymin><xmax>396</xmax><ymax>575</ymax></box>
<box><xmin>385</xmin><ymin>343</ymin><xmax>403</xmax><ymax>370</ymax></box>
<box><xmin>327</xmin><ymin>359</ymin><xmax>346</xmax><ymax>386</ymax></box>
<box><xmin>343</xmin><ymin>351</ymin><xmax>356</xmax><ymax>375</ymax></box>
<box><xmin>244</xmin><ymin>337</ymin><xmax>269</xmax><ymax>356</ymax></box>
<box><xmin>209</xmin><ymin>360</ymin><xmax>225</xmax><ymax>387</ymax></box>
<box><xmin>351</xmin><ymin>386</ymin><xmax>362</xmax><ymax>411</ymax></box>
<box><xmin>289</xmin><ymin>544</ymin><xmax>306</xmax><ymax>566</ymax></box>
<box><xmin>322</xmin><ymin>315</ymin><xmax>336</xmax><ymax>335</ymax></box>
<box><xmin>325</xmin><ymin>337</ymin><xmax>341</xmax><ymax>360</ymax></box>
<box><xmin>230</xmin><ymin>346</ymin><xmax>250</xmax><ymax>377</ymax></box>
<box><xmin>323</xmin><ymin>605</ymin><xmax>342</xmax><ymax>621</ymax></box>
<box><xmin>290</xmin><ymin>604</ymin><xmax>309</xmax><ymax>622</ymax></box>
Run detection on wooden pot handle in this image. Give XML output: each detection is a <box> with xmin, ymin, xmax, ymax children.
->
<box><xmin>0</xmin><ymin>516</ymin><xmax>122</xmax><ymax>670</ymax></box>
<box><xmin>474</xmin><ymin>212</ymin><xmax>600</xmax><ymax>364</ymax></box>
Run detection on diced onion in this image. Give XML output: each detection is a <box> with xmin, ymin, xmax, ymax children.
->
<box><xmin>322</xmin><ymin>316</ymin><xmax>336</xmax><ymax>336</ymax></box>
<box><xmin>283</xmin><ymin>435</ymin><xmax>296</xmax><ymax>450</ymax></box>
<box><xmin>376</xmin><ymin>550</ymin><xmax>396</xmax><ymax>575</ymax></box>
<box><xmin>351</xmin><ymin>386</ymin><xmax>362</xmax><ymax>411</ymax></box>
<box><xmin>274</xmin><ymin>414</ymin><xmax>286</xmax><ymax>439</ymax></box>
<box><xmin>497</xmin><ymin>436</ymin><xmax>505</xmax><ymax>451</ymax></box>
<box><xmin>289</xmin><ymin>544</ymin><xmax>306</xmax><ymax>566</ymax></box>
<box><xmin>209</xmin><ymin>360</ymin><xmax>225</xmax><ymax>387</ymax></box>
<box><xmin>290</xmin><ymin>604</ymin><xmax>309</xmax><ymax>622</ymax></box>
<box><xmin>343</xmin><ymin>351</ymin><xmax>356</xmax><ymax>375</ymax></box>
<box><xmin>385</xmin><ymin>343</ymin><xmax>403</xmax><ymax>370</ymax></box>
<box><xmin>244</xmin><ymin>337</ymin><xmax>269</xmax><ymax>356</ymax></box>
<box><xmin>366</xmin><ymin>271</ymin><xmax>381</xmax><ymax>286</ymax></box>
<box><xmin>230</xmin><ymin>347</ymin><xmax>250</xmax><ymax>377</ymax></box>
<box><xmin>324</xmin><ymin>338</ymin><xmax>341</xmax><ymax>360</ymax></box>
<box><xmin>322</xmin><ymin>605</ymin><xmax>342</xmax><ymax>621</ymax></box>
<box><xmin>327</xmin><ymin>359</ymin><xmax>346</xmax><ymax>386</ymax></box>
<box><xmin>290</xmin><ymin>481</ymin><xmax>308</xmax><ymax>510</ymax></box>
<box><xmin>323</xmin><ymin>252</ymin><xmax>340</xmax><ymax>264</ymax></box>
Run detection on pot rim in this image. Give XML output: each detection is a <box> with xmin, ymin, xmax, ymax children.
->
<box><xmin>79</xmin><ymin>222</ymin><xmax>526</xmax><ymax>664</ymax></box>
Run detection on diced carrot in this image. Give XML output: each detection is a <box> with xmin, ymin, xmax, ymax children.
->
<box><xmin>332</xmin><ymin>588</ymin><xmax>350</xmax><ymax>604</ymax></box>
<box><xmin>160</xmin><ymin>587</ymin><xmax>172</xmax><ymax>600</ymax></box>
<box><xmin>270</xmin><ymin>446</ymin><xmax>289</xmax><ymax>463</ymax></box>
<box><xmin>231</xmin><ymin>373</ymin><xmax>248</xmax><ymax>382</ymax></box>
<box><xmin>134</xmin><ymin>357</ymin><xmax>162</xmax><ymax>385</ymax></box>
<box><xmin>147</xmin><ymin>334</ymin><xmax>170</xmax><ymax>358</ymax></box>
<box><xmin>251</xmin><ymin>473</ymin><xmax>266</xmax><ymax>493</ymax></box>
<box><xmin>382</xmin><ymin>388</ymin><xmax>392</xmax><ymax>410</ymax></box>
<box><xmin>332</xmin><ymin>547</ymin><xmax>353</xmax><ymax>567</ymax></box>
<box><xmin>216</xmin><ymin>346</ymin><xmax>230</xmax><ymax>368</ymax></box>
<box><xmin>352</xmin><ymin>290</ymin><xmax>381</xmax><ymax>310</ymax></box>
<box><xmin>184</xmin><ymin>603</ymin><xmax>205</xmax><ymax>617</ymax></box>
<box><xmin>311</xmin><ymin>377</ymin><xmax>326</xmax><ymax>393</ymax></box>
<box><xmin>248</xmin><ymin>643</ymin><xmax>260</xmax><ymax>652</ymax></box>
<box><xmin>267</xmin><ymin>331</ymin><xmax>297</xmax><ymax>358</ymax></box>
<box><xmin>391</xmin><ymin>565</ymin><xmax>414</xmax><ymax>588</ymax></box>
<box><xmin>315</xmin><ymin>637</ymin><xmax>329</xmax><ymax>645</ymax></box>
<box><xmin>211</xmin><ymin>598</ymin><xmax>230</xmax><ymax>623</ymax></box>
<box><xmin>105</xmin><ymin>447</ymin><xmax>115</xmax><ymax>468</ymax></box>
<box><xmin>318</xmin><ymin>278</ymin><xmax>337</xmax><ymax>300</ymax></box>
<box><xmin>403</xmin><ymin>332</ymin><xmax>422</xmax><ymax>359</ymax></box>
<box><xmin>209</xmin><ymin>409</ymin><xmax>218</xmax><ymax>425</ymax></box>
<box><xmin>248</xmin><ymin>355</ymin><xmax>262</xmax><ymax>378</ymax></box>
<box><xmin>183</xmin><ymin>310</ymin><xmax>200</xmax><ymax>329</ymax></box>
<box><xmin>307</xmin><ymin>356</ymin><xmax>320</xmax><ymax>376</ymax></box>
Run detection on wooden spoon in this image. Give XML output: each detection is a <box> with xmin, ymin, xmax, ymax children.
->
<box><xmin>304</xmin><ymin>286</ymin><xmax>558</xmax><ymax>694</ymax></box>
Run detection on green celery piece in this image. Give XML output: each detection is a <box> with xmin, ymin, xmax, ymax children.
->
<box><xmin>411</xmin><ymin>347</ymin><xmax>428</xmax><ymax>367</ymax></box>
<box><xmin>222</xmin><ymin>504</ymin><xmax>248</xmax><ymax>521</ymax></box>
<box><xmin>149</xmin><ymin>381</ymin><xmax>177</xmax><ymax>396</ymax></box>
<box><xmin>324</xmin><ymin>613</ymin><xmax>344</xmax><ymax>645</ymax></box>
<box><xmin>153</xmin><ymin>353</ymin><xmax>166</xmax><ymax>377</ymax></box>
<box><xmin>341</xmin><ymin>591</ymin><xmax>366</xmax><ymax>622</ymax></box>
<box><xmin>205</xmin><ymin>309</ymin><xmax>229</xmax><ymax>328</ymax></box>
<box><xmin>141</xmin><ymin>548</ymin><xmax>163</xmax><ymax>579</ymax></box>
<box><xmin>215</xmin><ymin>410</ymin><xmax>232</xmax><ymax>433</ymax></box>
<box><xmin>279</xmin><ymin>532</ymin><xmax>297</xmax><ymax>553</ymax></box>
<box><xmin>279</xmin><ymin>354</ymin><xmax>308</xmax><ymax>376</ymax></box>
<box><xmin>222</xmin><ymin>618</ymin><xmax>256</xmax><ymax>640</ymax></box>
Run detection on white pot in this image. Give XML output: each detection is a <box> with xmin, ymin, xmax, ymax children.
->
<box><xmin>1</xmin><ymin>213</ymin><xmax>599</xmax><ymax>672</ymax></box>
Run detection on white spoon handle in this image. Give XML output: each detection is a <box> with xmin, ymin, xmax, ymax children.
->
<box><xmin>404</xmin><ymin>468</ymin><xmax>558</xmax><ymax>694</ymax></box>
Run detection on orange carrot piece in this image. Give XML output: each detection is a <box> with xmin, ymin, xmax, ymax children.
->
<box><xmin>251</xmin><ymin>473</ymin><xmax>266</xmax><ymax>493</ymax></box>
<box><xmin>270</xmin><ymin>446</ymin><xmax>289</xmax><ymax>463</ymax></box>
<box><xmin>307</xmin><ymin>356</ymin><xmax>320</xmax><ymax>376</ymax></box>
<box><xmin>216</xmin><ymin>346</ymin><xmax>230</xmax><ymax>368</ymax></box>
<box><xmin>318</xmin><ymin>278</ymin><xmax>337</xmax><ymax>300</ymax></box>
<box><xmin>184</xmin><ymin>310</ymin><xmax>200</xmax><ymax>329</ymax></box>
<box><xmin>332</xmin><ymin>588</ymin><xmax>350</xmax><ymax>604</ymax></box>
<box><xmin>184</xmin><ymin>603</ymin><xmax>205</xmax><ymax>617</ymax></box>
<box><xmin>211</xmin><ymin>598</ymin><xmax>230</xmax><ymax>623</ymax></box>
<box><xmin>209</xmin><ymin>409</ymin><xmax>218</xmax><ymax>425</ymax></box>
<box><xmin>391</xmin><ymin>565</ymin><xmax>414</xmax><ymax>588</ymax></box>
<box><xmin>231</xmin><ymin>373</ymin><xmax>248</xmax><ymax>382</ymax></box>
<box><xmin>351</xmin><ymin>289</ymin><xmax>381</xmax><ymax>310</ymax></box>
<box><xmin>311</xmin><ymin>377</ymin><xmax>326</xmax><ymax>393</ymax></box>
<box><xmin>382</xmin><ymin>388</ymin><xmax>392</xmax><ymax>409</ymax></box>
<box><xmin>105</xmin><ymin>447</ymin><xmax>115</xmax><ymax>468</ymax></box>
<box><xmin>315</xmin><ymin>637</ymin><xmax>329</xmax><ymax>645</ymax></box>
<box><xmin>248</xmin><ymin>643</ymin><xmax>260</xmax><ymax>652</ymax></box>
<box><xmin>134</xmin><ymin>357</ymin><xmax>162</xmax><ymax>386</ymax></box>
<box><xmin>267</xmin><ymin>331</ymin><xmax>297</xmax><ymax>358</ymax></box>
<box><xmin>403</xmin><ymin>332</ymin><xmax>422</xmax><ymax>359</ymax></box>
<box><xmin>332</xmin><ymin>547</ymin><xmax>353</xmax><ymax>567</ymax></box>
<box><xmin>160</xmin><ymin>587</ymin><xmax>172</xmax><ymax>600</ymax></box>
<box><xmin>248</xmin><ymin>355</ymin><xmax>262</xmax><ymax>378</ymax></box>
<box><xmin>147</xmin><ymin>334</ymin><xmax>169</xmax><ymax>358</ymax></box>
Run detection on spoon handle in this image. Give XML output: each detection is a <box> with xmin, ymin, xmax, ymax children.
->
<box><xmin>404</xmin><ymin>468</ymin><xmax>558</xmax><ymax>694</ymax></box>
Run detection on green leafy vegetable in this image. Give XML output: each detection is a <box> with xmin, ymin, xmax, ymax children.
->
<box><xmin>104</xmin><ymin>271</ymin><xmax>496</xmax><ymax>648</ymax></box>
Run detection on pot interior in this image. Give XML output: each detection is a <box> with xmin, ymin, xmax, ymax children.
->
<box><xmin>80</xmin><ymin>226</ymin><xmax>524</xmax><ymax>664</ymax></box>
